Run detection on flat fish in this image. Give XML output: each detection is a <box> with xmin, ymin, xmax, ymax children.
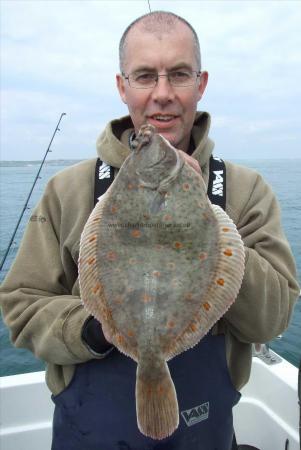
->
<box><xmin>79</xmin><ymin>124</ymin><xmax>245</xmax><ymax>440</ymax></box>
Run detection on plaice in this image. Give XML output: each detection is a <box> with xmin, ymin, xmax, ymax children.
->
<box><xmin>79</xmin><ymin>124</ymin><xmax>245</xmax><ymax>440</ymax></box>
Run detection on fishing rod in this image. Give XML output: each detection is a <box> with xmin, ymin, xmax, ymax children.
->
<box><xmin>298</xmin><ymin>359</ymin><xmax>301</xmax><ymax>449</ymax></box>
<box><xmin>147</xmin><ymin>0</ymin><xmax>151</xmax><ymax>13</ymax></box>
<box><xmin>0</xmin><ymin>112</ymin><xmax>66</xmax><ymax>272</ymax></box>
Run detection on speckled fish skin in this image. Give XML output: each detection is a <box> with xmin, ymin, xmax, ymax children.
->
<box><xmin>79</xmin><ymin>124</ymin><xmax>245</xmax><ymax>440</ymax></box>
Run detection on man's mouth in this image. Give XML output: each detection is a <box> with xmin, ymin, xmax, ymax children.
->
<box><xmin>150</xmin><ymin>114</ymin><xmax>177</xmax><ymax>122</ymax></box>
<box><xmin>147</xmin><ymin>114</ymin><xmax>179</xmax><ymax>127</ymax></box>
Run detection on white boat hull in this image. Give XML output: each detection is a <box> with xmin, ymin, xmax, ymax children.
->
<box><xmin>234</xmin><ymin>353</ymin><xmax>299</xmax><ymax>449</ymax></box>
<box><xmin>0</xmin><ymin>353</ymin><xmax>299</xmax><ymax>450</ymax></box>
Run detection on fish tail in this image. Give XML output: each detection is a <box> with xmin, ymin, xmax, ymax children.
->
<box><xmin>136</xmin><ymin>359</ymin><xmax>179</xmax><ymax>440</ymax></box>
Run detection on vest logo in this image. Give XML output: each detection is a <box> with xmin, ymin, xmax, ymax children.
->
<box><xmin>98</xmin><ymin>163</ymin><xmax>110</xmax><ymax>180</ymax></box>
<box><xmin>181</xmin><ymin>402</ymin><xmax>209</xmax><ymax>427</ymax></box>
<box><xmin>212</xmin><ymin>170</ymin><xmax>224</xmax><ymax>196</ymax></box>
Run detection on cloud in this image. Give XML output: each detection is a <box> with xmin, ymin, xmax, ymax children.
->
<box><xmin>1</xmin><ymin>0</ymin><xmax>301</xmax><ymax>160</ymax></box>
<box><xmin>213</xmin><ymin>115</ymin><xmax>299</xmax><ymax>135</ymax></box>
<box><xmin>0</xmin><ymin>87</ymin><xmax>128</xmax><ymax>160</ymax></box>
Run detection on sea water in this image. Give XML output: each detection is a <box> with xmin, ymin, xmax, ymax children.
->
<box><xmin>0</xmin><ymin>159</ymin><xmax>300</xmax><ymax>376</ymax></box>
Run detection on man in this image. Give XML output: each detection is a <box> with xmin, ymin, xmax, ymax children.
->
<box><xmin>0</xmin><ymin>11</ymin><xmax>299</xmax><ymax>450</ymax></box>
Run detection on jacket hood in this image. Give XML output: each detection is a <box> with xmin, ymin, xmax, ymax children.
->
<box><xmin>96</xmin><ymin>111</ymin><xmax>214</xmax><ymax>172</ymax></box>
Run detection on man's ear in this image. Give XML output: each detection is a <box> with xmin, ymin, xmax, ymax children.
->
<box><xmin>116</xmin><ymin>74</ymin><xmax>127</xmax><ymax>104</ymax></box>
<box><xmin>197</xmin><ymin>71</ymin><xmax>208</xmax><ymax>101</ymax></box>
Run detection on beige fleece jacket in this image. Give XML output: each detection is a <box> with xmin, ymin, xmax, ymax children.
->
<box><xmin>0</xmin><ymin>112</ymin><xmax>299</xmax><ymax>396</ymax></box>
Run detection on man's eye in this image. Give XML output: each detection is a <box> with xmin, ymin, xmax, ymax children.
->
<box><xmin>170</xmin><ymin>71</ymin><xmax>191</xmax><ymax>81</ymax></box>
<box><xmin>135</xmin><ymin>73</ymin><xmax>156</xmax><ymax>83</ymax></box>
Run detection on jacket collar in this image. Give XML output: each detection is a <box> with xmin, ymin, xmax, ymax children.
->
<box><xmin>96</xmin><ymin>111</ymin><xmax>214</xmax><ymax>174</ymax></box>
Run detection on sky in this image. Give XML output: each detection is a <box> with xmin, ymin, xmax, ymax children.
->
<box><xmin>1</xmin><ymin>0</ymin><xmax>300</xmax><ymax>161</ymax></box>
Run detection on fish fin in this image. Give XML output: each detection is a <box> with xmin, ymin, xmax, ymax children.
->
<box><xmin>79</xmin><ymin>196</ymin><xmax>139</xmax><ymax>361</ymax></box>
<box><xmin>79</xmin><ymin>196</ymin><xmax>117</xmax><ymax>340</ymax></box>
<box><xmin>166</xmin><ymin>204</ymin><xmax>245</xmax><ymax>360</ymax></box>
<box><xmin>110</xmin><ymin>334</ymin><xmax>139</xmax><ymax>362</ymax></box>
<box><xmin>136</xmin><ymin>359</ymin><xmax>179</xmax><ymax>440</ymax></box>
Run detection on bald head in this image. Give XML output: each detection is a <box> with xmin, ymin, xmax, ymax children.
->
<box><xmin>119</xmin><ymin>11</ymin><xmax>201</xmax><ymax>72</ymax></box>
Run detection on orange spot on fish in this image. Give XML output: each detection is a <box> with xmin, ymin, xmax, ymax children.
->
<box><xmin>153</xmin><ymin>271</ymin><xmax>161</xmax><ymax>277</ymax></box>
<box><xmin>185</xmin><ymin>292</ymin><xmax>193</xmax><ymax>301</ymax></box>
<box><xmin>157</xmin><ymin>385</ymin><xmax>165</xmax><ymax>396</ymax></box>
<box><xmin>92</xmin><ymin>283</ymin><xmax>101</xmax><ymax>294</ymax></box>
<box><xmin>174</xmin><ymin>241</ymin><xmax>183</xmax><ymax>249</ymax></box>
<box><xmin>103</xmin><ymin>309</ymin><xmax>112</xmax><ymax>321</ymax></box>
<box><xmin>131</xmin><ymin>229</ymin><xmax>141</xmax><ymax>238</ymax></box>
<box><xmin>127</xmin><ymin>183</ymin><xmax>134</xmax><ymax>190</ymax></box>
<box><xmin>146</xmin><ymin>386</ymin><xmax>152</xmax><ymax>397</ymax></box>
<box><xmin>163</xmin><ymin>214</ymin><xmax>172</xmax><ymax>221</ymax></box>
<box><xmin>217</xmin><ymin>278</ymin><xmax>225</xmax><ymax>286</ymax></box>
<box><xmin>89</xmin><ymin>235</ymin><xmax>97</xmax><ymax>243</ymax></box>
<box><xmin>224</xmin><ymin>248</ymin><xmax>233</xmax><ymax>257</ymax></box>
<box><xmin>87</xmin><ymin>257</ymin><xmax>96</xmax><ymax>265</ymax></box>
<box><xmin>110</xmin><ymin>205</ymin><xmax>118</xmax><ymax>214</ymax></box>
<box><xmin>190</xmin><ymin>323</ymin><xmax>197</xmax><ymax>332</ymax></box>
<box><xmin>106</xmin><ymin>251</ymin><xmax>117</xmax><ymax>261</ymax></box>
<box><xmin>222</xmin><ymin>227</ymin><xmax>230</xmax><ymax>232</ymax></box>
<box><xmin>116</xmin><ymin>334</ymin><xmax>124</xmax><ymax>345</ymax></box>
<box><xmin>167</xmin><ymin>320</ymin><xmax>175</xmax><ymax>329</ymax></box>
<box><xmin>203</xmin><ymin>302</ymin><xmax>211</xmax><ymax>311</ymax></box>
<box><xmin>129</xmin><ymin>258</ymin><xmax>137</xmax><ymax>265</ymax></box>
<box><xmin>203</xmin><ymin>212</ymin><xmax>211</xmax><ymax>222</ymax></box>
<box><xmin>127</xmin><ymin>329</ymin><xmax>135</xmax><ymax>337</ymax></box>
<box><xmin>199</xmin><ymin>252</ymin><xmax>208</xmax><ymax>261</ymax></box>
<box><xmin>182</xmin><ymin>183</ymin><xmax>190</xmax><ymax>191</ymax></box>
<box><xmin>142</xmin><ymin>294</ymin><xmax>152</xmax><ymax>303</ymax></box>
<box><xmin>114</xmin><ymin>296</ymin><xmax>123</xmax><ymax>305</ymax></box>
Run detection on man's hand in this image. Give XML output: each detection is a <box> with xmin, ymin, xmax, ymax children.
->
<box><xmin>82</xmin><ymin>316</ymin><xmax>113</xmax><ymax>356</ymax></box>
<box><xmin>178</xmin><ymin>150</ymin><xmax>201</xmax><ymax>174</ymax></box>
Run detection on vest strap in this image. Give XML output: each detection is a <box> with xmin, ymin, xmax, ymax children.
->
<box><xmin>94</xmin><ymin>159</ymin><xmax>114</xmax><ymax>206</ymax></box>
<box><xmin>207</xmin><ymin>155</ymin><xmax>226</xmax><ymax>210</ymax></box>
<box><xmin>94</xmin><ymin>155</ymin><xmax>226</xmax><ymax>210</ymax></box>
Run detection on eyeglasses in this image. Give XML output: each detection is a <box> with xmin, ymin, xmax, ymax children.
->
<box><xmin>122</xmin><ymin>69</ymin><xmax>202</xmax><ymax>89</ymax></box>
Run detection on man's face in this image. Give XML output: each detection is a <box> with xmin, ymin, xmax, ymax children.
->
<box><xmin>116</xmin><ymin>22</ymin><xmax>208</xmax><ymax>153</ymax></box>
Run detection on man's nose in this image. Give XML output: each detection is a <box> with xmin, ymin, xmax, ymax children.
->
<box><xmin>151</xmin><ymin>75</ymin><xmax>175</xmax><ymax>104</ymax></box>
